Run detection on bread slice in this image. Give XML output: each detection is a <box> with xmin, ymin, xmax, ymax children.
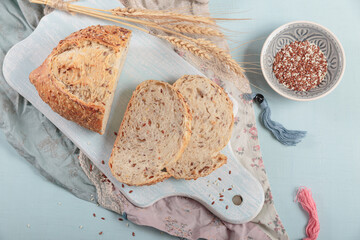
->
<box><xmin>29</xmin><ymin>25</ymin><xmax>132</xmax><ymax>134</ymax></box>
<box><xmin>166</xmin><ymin>75</ymin><xmax>234</xmax><ymax>180</ymax></box>
<box><xmin>109</xmin><ymin>80</ymin><xmax>192</xmax><ymax>186</ymax></box>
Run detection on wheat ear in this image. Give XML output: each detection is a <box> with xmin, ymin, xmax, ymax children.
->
<box><xmin>162</xmin><ymin>24</ymin><xmax>224</xmax><ymax>37</ymax></box>
<box><xmin>194</xmin><ymin>38</ymin><xmax>244</xmax><ymax>75</ymax></box>
<box><xmin>158</xmin><ymin>35</ymin><xmax>210</xmax><ymax>59</ymax></box>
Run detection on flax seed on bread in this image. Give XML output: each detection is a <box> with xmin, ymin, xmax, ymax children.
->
<box><xmin>166</xmin><ymin>75</ymin><xmax>234</xmax><ymax>179</ymax></box>
<box><xmin>29</xmin><ymin>25</ymin><xmax>131</xmax><ymax>134</ymax></box>
<box><xmin>109</xmin><ymin>80</ymin><xmax>192</xmax><ymax>186</ymax></box>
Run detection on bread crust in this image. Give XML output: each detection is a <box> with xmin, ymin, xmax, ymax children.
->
<box><xmin>29</xmin><ymin>25</ymin><xmax>132</xmax><ymax>134</ymax></box>
<box><xmin>109</xmin><ymin>80</ymin><xmax>192</xmax><ymax>186</ymax></box>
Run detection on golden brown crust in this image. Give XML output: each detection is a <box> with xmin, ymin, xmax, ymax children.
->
<box><xmin>59</xmin><ymin>25</ymin><xmax>131</xmax><ymax>53</ymax></box>
<box><xmin>171</xmin><ymin>154</ymin><xmax>227</xmax><ymax>180</ymax></box>
<box><xmin>29</xmin><ymin>25</ymin><xmax>132</xmax><ymax>134</ymax></box>
<box><xmin>109</xmin><ymin>80</ymin><xmax>192</xmax><ymax>186</ymax></box>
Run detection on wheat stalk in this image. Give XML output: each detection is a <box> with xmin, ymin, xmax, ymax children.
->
<box><xmin>158</xmin><ymin>36</ymin><xmax>210</xmax><ymax>59</ymax></box>
<box><xmin>111</xmin><ymin>7</ymin><xmax>215</xmax><ymax>25</ymax></box>
<box><xmin>162</xmin><ymin>24</ymin><xmax>224</xmax><ymax>37</ymax></box>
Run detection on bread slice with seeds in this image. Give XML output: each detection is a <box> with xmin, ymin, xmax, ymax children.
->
<box><xmin>166</xmin><ymin>75</ymin><xmax>234</xmax><ymax>180</ymax></box>
<box><xmin>29</xmin><ymin>25</ymin><xmax>131</xmax><ymax>134</ymax></box>
<box><xmin>109</xmin><ymin>80</ymin><xmax>192</xmax><ymax>186</ymax></box>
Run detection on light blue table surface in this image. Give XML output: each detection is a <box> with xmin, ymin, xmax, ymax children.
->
<box><xmin>1</xmin><ymin>0</ymin><xmax>359</xmax><ymax>239</ymax></box>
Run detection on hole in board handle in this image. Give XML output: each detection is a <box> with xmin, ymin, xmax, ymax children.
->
<box><xmin>232</xmin><ymin>195</ymin><xmax>243</xmax><ymax>206</ymax></box>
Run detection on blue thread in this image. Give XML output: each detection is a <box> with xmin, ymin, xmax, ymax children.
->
<box><xmin>249</xmin><ymin>93</ymin><xmax>306</xmax><ymax>146</ymax></box>
<box><xmin>122</xmin><ymin>212</ymin><xmax>128</xmax><ymax>220</ymax></box>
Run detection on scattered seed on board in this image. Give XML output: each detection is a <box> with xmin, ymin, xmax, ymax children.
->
<box><xmin>219</xmin><ymin>199</ymin><xmax>224</xmax><ymax>201</ymax></box>
<box><xmin>218</xmin><ymin>177</ymin><xmax>222</xmax><ymax>181</ymax></box>
<box><xmin>211</xmin><ymin>201</ymin><xmax>215</xmax><ymax>205</ymax></box>
<box><xmin>79</xmin><ymin>225</ymin><xmax>83</xmax><ymax>229</ymax></box>
<box><xmin>99</xmin><ymin>231</ymin><xmax>103</xmax><ymax>235</ymax></box>
<box><xmin>228</xmin><ymin>188</ymin><xmax>232</xmax><ymax>191</ymax></box>
<box><xmin>114</xmin><ymin>132</ymin><xmax>118</xmax><ymax>136</ymax></box>
<box><xmin>129</xmin><ymin>190</ymin><xmax>133</xmax><ymax>193</ymax></box>
<box><xmin>229</xmin><ymin>170</ymin><xmax>231</xmax><ymax>174</ymax></box>
<box><xmin>58</xmin><ymin>202</ymin><xmax>62</xmax><ymax>206</ymax></box>
<box><xmin>118</xmin><ymin>218</ymin><xmax>123</xmax><ymax>221</ymax></box>
<box><xmin>226</xmin><ymin>205</ymin><xmax>229</xmax><ymax>210</ymax></box>
<box><xmin>122</xmin><ymin>184</ymin><xmax>125</xmax><ymax>188</ymax></box>
<box><xmin>101</xmin><ymin>217</ymin><xmax>105</xmax><ymax>220</ymax></box>
<box><xmin>126</xmin><ymin>223</ymin><xmax>129</xmax><ymax>227</ymax></box>
<box><xmin>132</xmin><ymin>232</ymin><xmax>135</xmax><ymax>236</ymax></box>
<box><xmin>101</xmin><ymin>160</ymin><xmax>105</xmax><ymax>164</ymax></box>
<box><xmin>87</xmin><ymin>142</ymin><xmax>91</xmax><ymax>145</ymax></box>
<box><xmin>93</xmin><ymin>213</ymin><xmax>96</xmax><ymax>217</ymax></box>
<box><xmin>231</xmin><ymin>185</ymin><xmax>234</xmax><ymax>188</ymax></box>
<box><xmin>27</xmin><ymin>224</ymin><xmax>30</xmax><ymax>228</ymax></box>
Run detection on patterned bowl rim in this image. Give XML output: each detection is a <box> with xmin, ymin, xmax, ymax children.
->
<box><xmin>260</xmin><ymin>20</ymin><xmax>346</xmax><ymax>101</ymax></box>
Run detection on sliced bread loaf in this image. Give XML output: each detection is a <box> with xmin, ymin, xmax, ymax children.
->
<box><xmin>166</xmin><ymin>75</ymin><xmax>234</xmax><ymax>180</ymax></box>
<box><xmin>29</xmin><ymin>25</ymin><xmax>131</xmax><ymax>134</ymax></box>
<box><xmin>109</xmin><ymin>80</ymin><xmax>192</xmax><ymax>186</ymax></box>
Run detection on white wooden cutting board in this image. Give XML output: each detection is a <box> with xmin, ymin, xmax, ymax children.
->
<box><xmin>2</xmin><ymin>0</ymin><xmax>264</xmax><ymax>224</ymax></box>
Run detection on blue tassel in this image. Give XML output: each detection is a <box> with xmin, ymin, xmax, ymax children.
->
<box><xmin>250</xmin><ymin>93</ymin><xmax>306</xmax><ymax>146</ymax></box>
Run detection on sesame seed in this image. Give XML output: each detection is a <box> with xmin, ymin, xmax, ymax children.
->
<box><xmin>79</xmin><ymin>225</ymin><xmax>83</xmax><ymax>229</ymax></box>
<box><xmin>27</xmin><ymin>224</ymin><xmax>30</xmax><ymax>228</ymax></box>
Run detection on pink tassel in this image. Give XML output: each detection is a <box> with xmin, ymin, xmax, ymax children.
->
<box><xmin>295</xmin><ymin>187</ymin><xmax>320</xmax><ymax>240</ymax></box>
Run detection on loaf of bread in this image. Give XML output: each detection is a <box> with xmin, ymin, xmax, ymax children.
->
<box><xmin>29</xmin><ymin>25</ymin><xmax>132</xmax><ymax>134</ymax></box>
<box><xmin>109</xmin><ymin>80</ymin><xmax>192</xmax><ymax>186</ymax></box>
<box><xmin>166</xmin><ymin>75</ymin><xmax>234</xmax><ymax>180</ymax></box>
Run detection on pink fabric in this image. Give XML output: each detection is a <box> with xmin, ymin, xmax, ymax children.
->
<box><xmin>295</xmin><ymin>187</ymin><xmax>320</xmax><ymax>240</ymax></box>
<box><xmin>124</xmin><ymin>196</ymin><xmax>271</xmax><ymax>240</ymax></box>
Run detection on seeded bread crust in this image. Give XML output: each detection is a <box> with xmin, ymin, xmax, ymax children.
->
<box><xmin>167</xmin><ymin>75</ymin><xmax>234</xmax><ymax>180</ymax></box>
<box><xmin>29</xmin><ymin>25</ymin><xmax>131</xmax><ymax>134</ymax></box>
<box><xmin>109</xmin><ymin>80</ymin><xmax>192</xmax><ymax>186</ymax></box>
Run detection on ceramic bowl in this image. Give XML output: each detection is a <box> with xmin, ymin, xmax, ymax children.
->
<box><xmin>260</xmin><ymin>21</ymin><xmax>346</xmax><ymax>101</ymax></box>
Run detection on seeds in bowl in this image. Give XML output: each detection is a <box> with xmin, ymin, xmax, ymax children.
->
<box><xmin>272</xmin><ymin>40</ymin><xmax>328</xmax><ymax>91</ymax></box>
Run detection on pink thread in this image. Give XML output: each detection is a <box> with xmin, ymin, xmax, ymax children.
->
<box><xmin>295</xmin><ymin>187</ymin><xmax>320</xmax><ymax>240</ymax></box>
